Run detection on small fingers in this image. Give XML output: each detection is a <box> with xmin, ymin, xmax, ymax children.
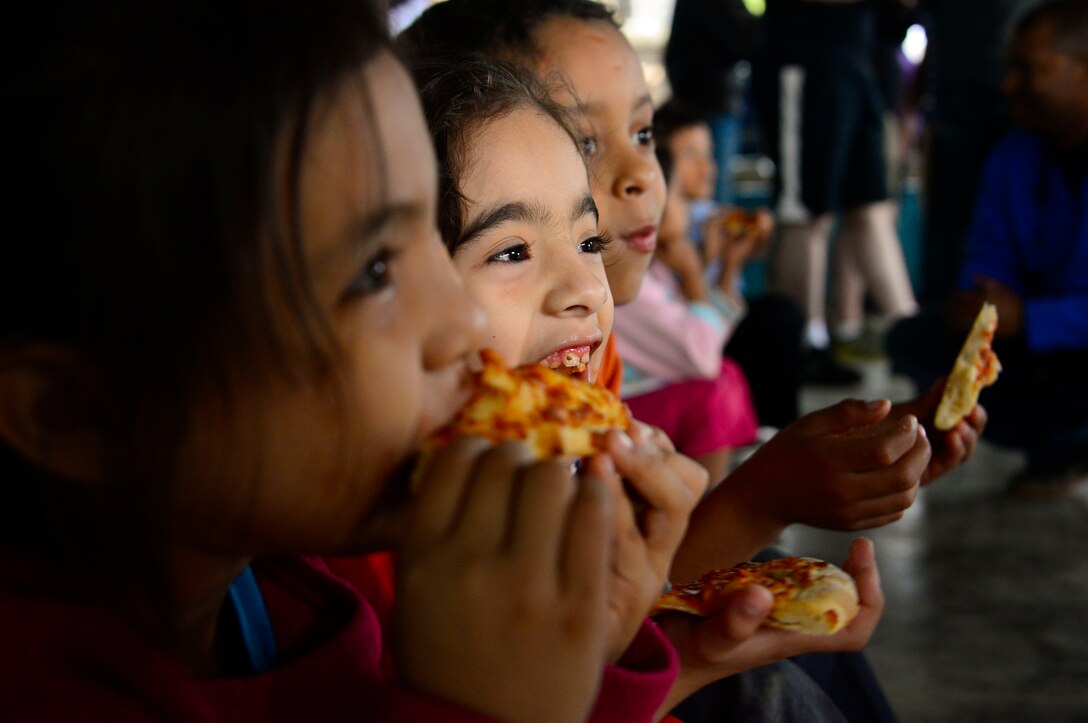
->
<box><xmin>559</xmin><ymin>475</ymin><xmax>614</xmax><ymax>618</ymax></box>
<box><xmin>842</xmin><ymin>414</ymin><xmax>924</xmax><ymax>472</ymax></box>
<box><xmin>408</xmin><ymin>437</ymin><xmax>494</xmax><ymax>543</ymax></box>
<box><xmin>507</xmin><ymin>459</ymin><xmax>579</xmax><ymax>562</ymax></box>
<box><xmin>454</xmin><ymin>441</ymin><xmax>537</xmax><ymax>549</ymax></box>
<box><xmin>807</xmin><ymin>538</ymin><xmax>883</xmax><ymax>653</ymax></box>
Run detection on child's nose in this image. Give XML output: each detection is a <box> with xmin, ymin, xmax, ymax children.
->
<box><xmin>545</xmin><ymin>257</ymin><xmax>608</xmax><ymax>316</ymax></box>
<box><xmin>612</xmin><ymin>146</ymin><xmax>658</xmax><ymax>198</ymax></box>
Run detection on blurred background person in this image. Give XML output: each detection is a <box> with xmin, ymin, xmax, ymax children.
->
<box><xmin>665</xmin><ymin>0</ymin><xmax>760</xmax><ymax>206</ymax></box>
<box><xmin>752</xmin><ymin>0</ymin><xmax>919</xmax><ymax>385</ymax></box>
<box><xmin>889</xmin><ymin>0</ymin><xmax>1088</xmax><ymax>498</ymax></box>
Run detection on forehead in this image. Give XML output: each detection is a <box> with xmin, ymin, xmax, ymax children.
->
<box><xmin>461</xmin><ymin>108</ymin><xmax>587</xmax><ymax>201</ymax></box>
<box><xmin>673</xmin><ymin>124</ymin><xmax>713</xmax><ymax>150</ymax></box>
<box><xmin>531</xmin><ymin>17</ymin><xmax>648</xmax><ymax>115</ymax></box>
<box><xmin>300</xmin><ymin>52</ymin><xmax>434</xmax><ymax>265</ymax></box>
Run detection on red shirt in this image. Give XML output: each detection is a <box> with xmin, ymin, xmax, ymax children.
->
<box><xmin>1</xmin><ymin>556</ymin><xmax>495</xmax><ymax>722</ymax></box>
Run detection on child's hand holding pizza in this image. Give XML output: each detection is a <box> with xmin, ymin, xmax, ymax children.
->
<box><xmin>672</xmin><ymin>399</ymin><xmax>929</xmax><ymax>580</ymax></box>
<box><xmin>413</xmin><ymin>350</ymin><xmax>705</xmax><ymax>664</ymax></box>
<box><xmin>654</xmin><ymin>538</ymin><xmax>885</xmax><ymax>714</ymax></box>
<box><xmin>890</xmin><ymin>378</ymin><xmax>988</xmax><ymax>485</ymax></box>
<box><xmin>587</xmin><ymin>419</ymin><xmax>707</xmax><ymax>660</ymax></box>
<box><xmin>396</xmin><ymin>436</ymin><xmax>615</xmax><ymax>723</ymax></box>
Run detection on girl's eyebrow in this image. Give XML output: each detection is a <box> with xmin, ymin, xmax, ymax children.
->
<box><xmin>313</xmin><ymin>202</ymin><xmax>418</xmax><ymax>268</ymax></box>
<box><xmin>454</xmin><ymin>193</ymin><xmax>598</xmax><ymax>252</ymax></box>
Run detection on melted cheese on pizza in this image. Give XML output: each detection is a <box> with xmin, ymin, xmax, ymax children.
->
<box><xmin>424</xmin><ymin>349</ymin><xmax>631</xmax><ymax>460</ymax></box>
<box><xmin>651</xmin><ymin>557</ymin><xmax>860</xmax><ymax>635</ymax></box>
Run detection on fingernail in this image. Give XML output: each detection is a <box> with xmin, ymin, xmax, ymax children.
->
<box><xmin>617</xmin><ymin>432</ymin><xmax>634</xmax><ymax>450</ymax></box>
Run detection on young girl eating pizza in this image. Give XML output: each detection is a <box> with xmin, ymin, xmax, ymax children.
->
<box><xmin>331</xmin><ymin>52</ymin><xmax>707</xmax><ymax>682</ymax></box>
<box><xmin>401</xmin><ymin>0</ymin><xmax>985</xmax><ymax>717</ymax></box>
<box><xmin>400</xmin><ymin>47</ymin><xmax>885</xmax><ymax>718</ymax></box>
<box><xmin>1</xmin><ymin>2</ymin><xmax>690</xmax><ymax>720</ymax></box>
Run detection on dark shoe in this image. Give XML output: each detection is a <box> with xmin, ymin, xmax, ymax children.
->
<box><xmin>803</xmin><ymin>348</ymin><xmax>862</xmax><ymax>385</ymax></box>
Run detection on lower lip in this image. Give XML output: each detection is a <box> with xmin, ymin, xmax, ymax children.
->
<box><xmin>624</xmin><ymin>229</ymin><xmax>657</xmax><ymax>254</ymax></box>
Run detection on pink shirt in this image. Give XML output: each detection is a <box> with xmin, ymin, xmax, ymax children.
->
<box><xmin>614</xmin><ymin>260</ymin><xmax>745</xmax><ymax>397</ymax></box>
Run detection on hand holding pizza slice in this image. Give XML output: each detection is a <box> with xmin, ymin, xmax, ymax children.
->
<box><xmin>418</xmin><ymin>349</ymin><xmax>704</xmax><ymax>663</ymax></box>
<box><xmin>651</xmin><ymin>556</ymin><xmax>860</xmax><ymax>635</ymax></box>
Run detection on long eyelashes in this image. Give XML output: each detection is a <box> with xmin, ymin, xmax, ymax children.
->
<box><xmin>487</xmin><ymin>241</ymin><xmax>531</xmax><ymax>264</ymax></box>
<box><xmin>581</xmin><ymin>231</ymin><xmax>614</xmax><ymax>254</ymax></box>
<box><xmin>485</xmin><ymin>231</ymin><xmax>612</xmax><ymax>264</ymax></box>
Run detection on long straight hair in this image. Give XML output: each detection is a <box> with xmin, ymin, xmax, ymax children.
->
<box><xmin>4</xmin><ymin>0</ymin><xmax>391</xmax><ymax>610</ymax></box>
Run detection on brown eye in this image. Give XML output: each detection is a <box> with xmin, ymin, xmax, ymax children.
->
<box><xmin>345</xmin><ymin>248</ymin><xmax>393</xmax><ymax>297</ymax></box>
<box><xmin>488</xmin><ymin>242</ymin><xmax>531</xmax><ymax>264</ymax></box>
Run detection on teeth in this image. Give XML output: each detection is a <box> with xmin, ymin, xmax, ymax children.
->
<box><xmin>541</xmin><ymin>348</ymin><xmax>590</xmax><ymax>374</ymax></box>
<box><xmin>561</xmin><ymin>351</ymin><xmax>588</xmax><ymax>373</ymax></box>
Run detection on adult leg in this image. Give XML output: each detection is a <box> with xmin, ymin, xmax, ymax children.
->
<box><xmin>830</xmin><ymin>234</ymin><xmax>867</xmax><ymax>341</ymax></box>
<box><xmin>770</xmin><ymin>214</ymin><xmax>836</xmax><ymax>350</ymax></box>
<box><xmin>836</xmin><ymin>201</ymin><xmax>918</xmax><ymax>323</ymax></box>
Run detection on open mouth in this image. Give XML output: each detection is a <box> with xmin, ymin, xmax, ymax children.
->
<box><xmin>538</xmin><ymin>344</ymin><xmax>593</xmax><ymax>376</ymax></box>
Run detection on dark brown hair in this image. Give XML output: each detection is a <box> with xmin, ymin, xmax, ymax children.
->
<box><xmin>411</xmin><ymin>54</ymin><xmax>586</xmax><ymax>252</ymax></box>
<box><xmin>4</xmin><ymin>0</ymin><xmax>392</xmax><ymax>600</ymax></box>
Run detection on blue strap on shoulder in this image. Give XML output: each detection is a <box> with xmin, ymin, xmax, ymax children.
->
<box><xmin>228</xmin><ymin>566</ymin><xmax>278</xmax><ymax>674</ymax></box>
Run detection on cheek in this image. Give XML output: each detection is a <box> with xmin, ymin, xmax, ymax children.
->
<box><xmin>604</xmin><ymin>247</ymin><xmax>652</xmax><ymax>306</ymax></box>
<box><xmin>481</xmin><ymin>308</ymin><xmax>530</xmax><ymax>363</ymax></box>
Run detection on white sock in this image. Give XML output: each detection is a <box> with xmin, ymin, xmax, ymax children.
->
<box><xmin>805</xmin><ymin>319</ymin><xmax>830</xmax><ymax>350</ymax></box>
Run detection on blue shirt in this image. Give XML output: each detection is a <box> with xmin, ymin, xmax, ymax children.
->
<box><xmin>958</xmin><ymin>131</ymin><xmax>1088</xmax><ymax>352</ymax></box>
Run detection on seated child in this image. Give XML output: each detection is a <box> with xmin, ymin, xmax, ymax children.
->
<box><xmin>403</xmin><ymin>49</ymin><xmax>885</xmax><ymax>720</ymax></box>
<box><xmin>654</xmin><ymin>98</ymin><xmax>805</xmax><ymax>428</ymax></box>
<box><xmin>0</xmin><ymin>3</ymin><xmax>684</xmax><ymax>721</ymax></box>
<box><xmin>401</xmin><ymin>2</ymin><xmax>986</xmax><ymax>717</ymax></box>
<box><xmin>613</xmin><ymin>140</ymin><xmax>759</xmax><ymax>486</ymax></box>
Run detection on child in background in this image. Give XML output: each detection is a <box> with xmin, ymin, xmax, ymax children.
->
<box><xmin>653</xmin><ymin>98</ymin><xmax>806</xmax><ymax>429</ymax></box>
<box><xmin>404</xmin><ymin>48</ymin><xmax>884</xmax><ymax>718</ymax></box>
<box><xmin>1</xmin><ymin>2</ymin><xmax>684</xmax><ymax>721</ymax></box>
<box><xmin>613</xmin><ymin>140</ymin><xmax>759</xmax><ymax>486</ymax></box>
<box><xmin>401</xmin><ymin>0</ymin><xmax>985</xmax><ymax>568</ymax></box>
<box><xmin>333</xmin><ymin>54</ymin><xmax>706</xmax><ymax>693</ymax></box>
<box><xmin>400</xmin><ymin>2</ymin><xmax>986</xmax><ymax>719</ymax></box>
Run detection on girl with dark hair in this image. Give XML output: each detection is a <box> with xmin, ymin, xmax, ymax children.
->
<box><xmin>400</xmin><ymin>2</ymin><xmax>980</xmax><ymax>720</ymax></box>
<box><xmin>0</xmin><ymin>2</ymin><xmax>676</xmax><ymax>720</ymax></box>
<box><xmin>331</xmin><ymin>54</ymin><xmax>704</xmax><ymax>721</ymax></box>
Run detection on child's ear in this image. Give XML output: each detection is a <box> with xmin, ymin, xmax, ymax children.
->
<box><xmin>0</xmin><ymin>345</ymin><xmax>104</xmax><ymax>483</ymax></box>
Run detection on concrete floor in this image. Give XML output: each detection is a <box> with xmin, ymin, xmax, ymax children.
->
<box><xmin>778</xmin><ymin>356</ymin><xmax>1088</xmax><ymax>722</ymax></box>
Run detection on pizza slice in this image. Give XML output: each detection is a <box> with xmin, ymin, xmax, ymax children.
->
<box><xmin>651</xmin><ymin>557</ymin><xmax>860</xmax><ymax>635</ymax></box>
<box><xmin>422</xmin><ymin>348</ymin><xmax>632</xmax><ymax>461</ymax></box>
<box><xmin>722</xmin><ymin>208</ymin><xmax>759</xmax><ymax>237</ymax></box>
<box><xmin>934</xmin><ymin>302</ymin><xmax>1002</xmax><ymax>431</ymax></box>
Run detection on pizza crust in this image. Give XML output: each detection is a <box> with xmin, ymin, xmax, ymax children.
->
<box><xmin>651</xmin><ymin>557</ymin><xmax>860</xmax><ymax>636</ymax></box>
<box><xmin>934</xmin><ymin>302</ymin><xmax>1001</xmax><ymax>431</ymax></box>
<box><xmin>763</xmin><ymin>564</ymin><xmax>860</xmax><ymax>635</ymax></box>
